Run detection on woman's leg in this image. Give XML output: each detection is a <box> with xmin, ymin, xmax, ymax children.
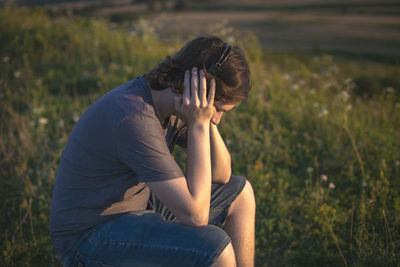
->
<box><xmin>222</xmin><ymin>179</ymin><xmax>256</xmax><ymax>267</ymax></box>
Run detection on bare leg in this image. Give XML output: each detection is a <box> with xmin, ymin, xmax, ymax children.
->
<box><xmin>222</xmin><ymin>179</ymin><xmax>256</xmax><ymax>267</ymax></box>
<box><xmin>211</xmin><ymin>241</ymin><xmax>236</xmax><ymax>267</ymax></box>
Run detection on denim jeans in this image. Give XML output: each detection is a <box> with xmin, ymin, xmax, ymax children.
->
<box><xmin>60</xmin><ymin>175</ymin><xmax>246</xmax><ymax>267</ymax></box>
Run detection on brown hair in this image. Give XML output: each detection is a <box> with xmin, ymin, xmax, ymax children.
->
<box><xmin>144</xmin><ymin>36</ymin><xmax>251</xmax><ymax>104</ymax></box>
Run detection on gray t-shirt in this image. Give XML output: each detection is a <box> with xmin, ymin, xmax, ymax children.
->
<box><xmin>50</xmin><ymin>75</ymin><xmax>187</xmax><ymax>258</ymax></box>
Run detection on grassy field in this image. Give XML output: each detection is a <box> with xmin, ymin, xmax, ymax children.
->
<box><xmin>1</xmin><ymin>5</ymin><xmax>400</xmax><ymax>266</ymax></box>
<box><xmin>26</xmin><ymin>0</ymin><xmax>400</xmax><ymax>59</ymax></box>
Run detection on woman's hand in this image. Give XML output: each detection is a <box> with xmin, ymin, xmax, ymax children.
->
<box><xmin>174</xmin><ymin>67</ymin><xmax>216</xmax><ymax>128</ymax></box>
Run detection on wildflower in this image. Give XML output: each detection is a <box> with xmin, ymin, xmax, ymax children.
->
<box><xmin>11</xmin><ymin>235</ymin><xmax>15</xmax><ymax>242</ymax></box>
<box><xmin>265</xmin><ymin>181</ymin><xmax>269</xmax><ymax>187</ymax></box>
<box><xmin>320</xmin><ymin>174</ymin><xmax>328</xmax><ymax>181</ymax></box>
<box><xmin>296</xmin><ymin>143</ymin><xmax>302</xmax><ymax>148</ymax></box>
<box><xmin>35</xmin><ymin>78</ymin><xmax>43</xmax><ymax>86</ymax></box>
<box><xmin>346</xmin><ymin>104</ymin><xmax>352</xmax><ymax>112</ymax></box>
<box><xmin>322</xmin><ymin>82</ymin><xmax>331</xmax><ymax>89</ymax></box>
<box><xmin>124</xmin><ymin>65</ymin><xmax>133</xmax><ymax>73</ymax></box>
<box><xmin>14</xmin><ymin>71</ymin><xmax>21</xmax><ymax>78</ymax></box>
<box><xmin>385</xmin><ymin>87</ymin><xmax>395</xmax><ymax>93</ymax></box>
<box><xmin>225</xmin><ymin>139</ymin><xmax>232</xmax><ymax>145</ymax></box>
<box><xmin>32</xmin><ymin>107</ymin><xmax>41</xmax><ymax>114</ymax></box>
<box><xmin>290</xmin><ymin>84</ymin><xmax>299</xmax><ymax>91</ymax></box>
<box><xmin>313</xmin><ymin>102</ymin><xmax>320</xmax><ymax>108</ymax></box>
<box><xmin>3</xmin><ymin>56</ymin><xmax>9</xmax><ymax>63</ymax></box>
<box><xmin>73</xmin><ymin>112</ymin><xmax>80</xmax><ymax>123</ymax></box>
<box><xmin>57</xmin><ymin>120</ymin><xmax>64</xmax><ymax>128</ymax></box>
<box><xmin>362</xmin><ymin>180</ymin><xmax>367</xmax><ymax>187</ymax></box>
<box><xmin>307</xmin><ymin>167</ymin><xmax>313</xmax><ymax>173</ymax></box>
<box><xmin>329</xmin><ymin>182</ymin><xmax>335</xmax><ymax>189</ymax></box>
<box><xmin>38</xmin><ymin>117</ymin><xmax>48</xmax><ymax>125</ymax></box>
<box><xmin>318</xmin><ymin>109</ymin><xmax>328</xmax><ymax>117</ymax></box>
<box><xmin>338</xmin><ymin>91</ymin><xmax>350</xmax><ymax>102</ymax></box>
<box><xmin>396</xmin><ymin>160</ymin><xmax>400</xmax><ymax>166</ymax></box>
<box><xmin>309</xmin><ymin>88</ymin><xmax>316</xmax><ymax>94</ymax></box>
<box><xmin>381</xmin><ymin>158</ymin><xmax>386</xmax><ymax>164</ymax></box>
<box><xmin>303</xmin><ymin>132</ymin><xmax>309</xmax><ymax>138</ymax></box>
<box><xmin>282</xmin><ymin>73</ymin><xmax>291</xmax><ymax>80</ymax></box>
<box><xmin>334</xmin><ymin>199</ymin><xmax>339</xmax><ymax>204</ymax></box>
<box><xmin>344</xmin><ymin>78</ymin><xmax>352</xmax><ymax>84</ymax></box>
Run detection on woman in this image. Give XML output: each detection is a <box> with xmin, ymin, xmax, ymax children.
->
<box><xmin>50</xmin><ymin>36</ymin><xmax>255</xmax><ymax>266</ymax></box>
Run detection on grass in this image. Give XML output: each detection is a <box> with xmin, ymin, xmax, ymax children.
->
<box><xmin>1</xmin><ymin>5</ymin><xmax>399</xmax><ymax>266</ymax></box>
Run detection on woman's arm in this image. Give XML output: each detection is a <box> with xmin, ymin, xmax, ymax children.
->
<box><xmin>210</xmin><ymin>123</ymin><xmax>231</xmax><ymax>184</ymax></box>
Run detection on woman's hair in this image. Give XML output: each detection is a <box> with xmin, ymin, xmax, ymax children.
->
<box><xmin>144</xmin><ymin>36</ymin><xmax>251</xmax><ymax>104</ymax></box>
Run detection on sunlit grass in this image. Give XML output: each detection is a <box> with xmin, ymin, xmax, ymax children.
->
<box><xmin>1</xmin><ymin>6</ymin><xmax>399</xmax><ymax>266</ymax></box>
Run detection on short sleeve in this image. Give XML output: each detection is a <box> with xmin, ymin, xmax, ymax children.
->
<box><xmin>175</xmin><ymin>126</ymin><xmax>187</xmax><ymax>148</ymax></box>
<box><xmin>116</xmin><ymin>112</ymin><xmax>184</xmax><ymax>182</ymax></box>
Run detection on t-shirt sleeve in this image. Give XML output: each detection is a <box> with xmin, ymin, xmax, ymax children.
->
<box><xmin>175</xmin><ymin>125</ymin><xmax>187</xmax><ymax>149</ymax></box>
<box><xmin>116</xmin><ymin>112</ymin><xmax>184</xmax><ymax>182</ymax></box>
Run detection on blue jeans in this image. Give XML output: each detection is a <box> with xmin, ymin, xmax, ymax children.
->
<box><xmin>60</xmin><ymin>175</ymin><xmax>246</xmax><ymax>267</ymax></box>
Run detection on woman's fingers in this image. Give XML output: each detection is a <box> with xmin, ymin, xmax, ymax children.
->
<box><xmin>183</xmin><ymin>70</ymin><xmax>190</xmax><ymax>105</ymax></box>
<box><xmin>207</xmin><ymin>78</ymin><xmax>216</xmax><ymax>106</ymax></box>
<box><xmin>191</xmin><ymin>67</ymin><xmax>199</xmax><ymax>105</ymax></box>
<box><xmin>199</xmin><ymin>69</ymin><xmax>207</xmax><ymax>106</ymax></box>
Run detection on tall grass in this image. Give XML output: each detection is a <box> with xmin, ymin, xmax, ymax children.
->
<box><xmin>1</xmin><ymin>6</ymin><xmax>399</xmax><ymax>266</ymax></box>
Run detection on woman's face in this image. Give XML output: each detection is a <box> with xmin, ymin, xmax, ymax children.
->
<box><xmin>210</xmin><ymin>101</ymin><xmax>236</xmax><ymax>125</ymax></box>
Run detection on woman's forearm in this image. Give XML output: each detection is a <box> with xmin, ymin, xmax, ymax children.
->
<box><xmin>210</xmin><ymin>123</ymin><xmax>232</xmax><ymax>183</ymax></box>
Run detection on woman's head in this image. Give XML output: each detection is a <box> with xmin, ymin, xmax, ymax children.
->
<box><xmin>144</xmin><ymin>36</ymin><xmax>251</xmax><ymax>104</ymax></box>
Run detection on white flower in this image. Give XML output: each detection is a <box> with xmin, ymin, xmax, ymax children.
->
<box><xmin>344</xmin><ymin>78</ymin><xmax>353</xmax><ymax>84</ymax></box>
<box><xmin>329</xmin><ymin>182</ymin><xmax>335</xmax><ymax>189</ymax></box>
<box><xmin>320</xmin><ymin>174</ymin><xmax>328</xmax><ymax>181</ymax></box>
<box><xmin>339</xmin><ymin>91</ymin><xmax>350</xmax><ymax>102</ymax></box>
<box><xmin>307</xmin><ymin>167</ymin><xmax>313</xmax><ymax>173</ymax></box>
<box><xmin>385</xmin><ymin>87</ymin><xmax>395</xmax><ymax>93</ymax></box>
<box><xmin>331</xmin><ymin>65</ymin><xmax>339</xmax><ymax>73</ymax></box>
<box><xmin>57</xmin><ymin>120</ymin><xmax>64</xmax><ymax>128</ymax></box>
<box><xmin>38</xmin><ymin>117</ymin><xmax>48</xmax><ymax>125</ymax></box>
<box><xmin>73</xmin><ymin>112</ymin><xmax>80</xmax><ymax>123</ymax></box>
<box><xmin>290</xmin><ymin>84</ymin><xmax>299</xmax><ymax>91</ymax></box>
<box><xmin>282</xmin><ymin>73</ymin><xmax>291</xmax><ymax>81</ymax></box>
<box><xmin>318</xmin><ymin>109</ymin><xmax>328</xmax><ymax>117</ymax></box>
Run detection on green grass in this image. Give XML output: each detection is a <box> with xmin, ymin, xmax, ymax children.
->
<box><xmin>1</xmin><ymin>6</ymin><xmax>399</xmax><ymax>266</ymax></box>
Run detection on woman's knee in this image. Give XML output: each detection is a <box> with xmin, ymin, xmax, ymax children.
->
<box><xmin>234</xmin><ymin>178</ymin><xmax>256</xmax><ymax>214</ymax></box>
<box><xmin>212</xmin><ymin>241</ymin><xmax>236</xmax><ymax>267</ymax></box>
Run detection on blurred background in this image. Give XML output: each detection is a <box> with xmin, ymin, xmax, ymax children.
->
<box><xmin>11</xmin><ymin>0</ymin><xmax>400</xmax><ymax>59</ymax></box>
<box><xmin>1</xmin><ymin>0</ymin><xmax>399</xmax><ymax>266</ymax></box>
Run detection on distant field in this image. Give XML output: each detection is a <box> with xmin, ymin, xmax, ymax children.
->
<box><xmin>11</xmin><ymin>0</ymin><xmax>400</xmax><ymax>59</ymax></box>
<box><xmin>149</xmin><ymin>11</ymin><xmax>400</xmax><ymax>58</ymax></box>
